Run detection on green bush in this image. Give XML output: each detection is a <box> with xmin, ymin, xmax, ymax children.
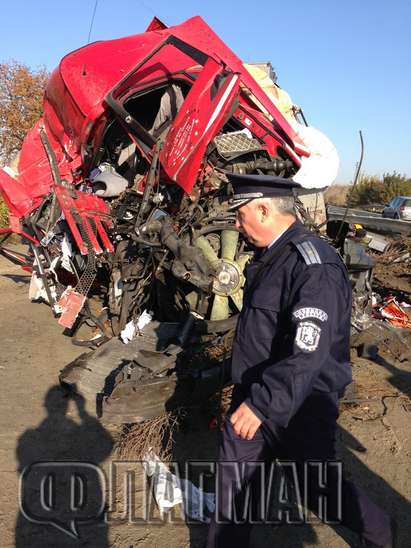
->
<box><xmin>348</xmin><ymin>172</ymin><xmax>411</xmax><ymax>206</ymax></box>
<box><xmin>348</xmin><ymin>175</ymin><xmax>383</xmax><ymax>206</ymax></box>
<box><xmin>323</xmin><ymin>184</ymin><xmax>350</xmax><ymax>206</ymax></box>
<box><xmin>381</xmin><ymin>172</ymin><xmax>411</xmax><ymax>203</ymax></box>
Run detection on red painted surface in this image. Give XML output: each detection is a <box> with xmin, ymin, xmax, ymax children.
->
<box><xmin>160</xmin><ymin>57</ymin><xmax>240</xmax><ymax>191</ymax></box>
<box><xmin>0</xmin><ymin>15</ymin><xmax>308</xmax><ymax>252</ymax></box>
<box><xmin>54</xmin><ymin>186</ymin><xmax>114</xmax><ymax>255</ymax></box>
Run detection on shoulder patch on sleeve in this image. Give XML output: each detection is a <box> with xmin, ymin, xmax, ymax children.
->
<box><xmin>295</xmin><ymin>240</ymin><xmax>322</xmax><ymax>265</ymax></box>
<box><xmin>295</xmin><ymin>321</ymin><xmax>322</xmax><ymax>352</ymax></box>
<box><xmin>293</xmin><ymin>307</ymin><xmax>328</xmax><ymax>322</ymax></box>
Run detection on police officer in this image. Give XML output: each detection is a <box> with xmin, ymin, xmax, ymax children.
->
<box><xmin>206</xmin><ymin>174</ymin><xmax>395</xmax><ymax>547</ymax></box>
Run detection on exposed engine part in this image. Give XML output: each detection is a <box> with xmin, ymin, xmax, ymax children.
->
<box><xmin>212</xmin><ymin>260</ymin><xmax>242</xmax><ymax>296</ymax></box>
<box><xmin>153</xmin><ymin>216</ymin><xmax>212</xmax><ymax>291</ymax></box>
<box><xmin>192</xmin><ymin>228</ymin><xmax>250</xmax><ymax>320</ymax></box>
<box><xmin>219</xmin><ymin>155</ymin><xmax>294</xmax><ymax>175</ymax></box>
<box><xmin>134</xmin><ymin>145</ymin><xmax>161</xmax><ymax>229</ymax></box>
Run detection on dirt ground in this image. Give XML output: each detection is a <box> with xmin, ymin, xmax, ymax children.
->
<box><xmin>0</xmin><ymin>249</ymin><xmax>410</xmax><ymax>547</ymax></box>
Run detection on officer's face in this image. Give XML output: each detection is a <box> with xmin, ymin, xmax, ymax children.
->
<box><xmin>235</xmin><ymin>202</ymin><xmax>270</xmax><ymax>247</ymax></box>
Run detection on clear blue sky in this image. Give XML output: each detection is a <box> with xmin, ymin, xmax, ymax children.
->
<box><xmin>1</xmin><ymin>0</ymin><xmax>410</xmax><ymax>183</ymax></box>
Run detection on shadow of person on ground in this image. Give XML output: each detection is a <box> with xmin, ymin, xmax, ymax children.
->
<box><xmin>337</xmin><ymin>424</ymin><xmax>411</xmax><ymax>547</ymax></box>
<box><xmin>2</xmin><ymin>273</ymin><xmax>30</xmax><ymax>284</ymax></box>
<box><xmin>15</xmin><ymin>385</ymin><xmax>113</xmax><ymax>547</ymax></box>
<box><xmin>372</xmin><ymin>353</ymin><xmax>411</xmax><ymax>396</ymax></box>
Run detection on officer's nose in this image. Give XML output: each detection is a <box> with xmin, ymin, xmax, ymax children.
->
<box><xmin>235</xmin><ymin>217</ymin><xmax>241</xmax><ymax>231</ymax></box>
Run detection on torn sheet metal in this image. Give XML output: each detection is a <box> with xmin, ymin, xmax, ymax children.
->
<box><xmin>362</xmin><ymin>231</ymin><xmax>391</xmax><ymax>253</ymax></box>
<box><xmin>373</xmin><ymin>297</ymin><xmax>411</xmax><ymax>328</ymax></box>
<box><xmin>55</xmin><ymin>186</ymin><xmax>114</xmax><ymax>255</ymax></box>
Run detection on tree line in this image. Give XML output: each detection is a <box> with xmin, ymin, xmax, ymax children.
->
<box><xmin>0</xmin><ymin>61</ymin><xmax>48</xmax><ymax>227</ymax></box>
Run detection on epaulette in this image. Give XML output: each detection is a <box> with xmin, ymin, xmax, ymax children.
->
<box><xmin>294</xmin><ymin>239</ymin><xmax>322</xmax><ymax>265</ymax></box>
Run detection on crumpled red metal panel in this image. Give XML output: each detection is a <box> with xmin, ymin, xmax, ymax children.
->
<box><xmin>54</xmin><ymin>185</ymin><xmax>114</xmax><ymax>255</ymax></box>
<box><xmin>0</xmin><ymin>169</ymin><xmax>36</xmax><ymax>218</ymax></box>
<box><xmin>0</xmin><ymin>15</ymin><xmax>307</xmax><ymax>233</ymax></box>
<box><xmin>0</xmin><ymin>120</ymin><xmax>81</xmax><ymax>219</ymax></box>
<box><xmin>167</xmin><ymin>17</ymin><xmax>307</xmax><ymax>153</ymax></box>
<box><xmin>160</xmin><ymin>57</ymin><xmax>240</xmax><ymax>192</ymax></box>
<box><xmin>375</xmin><ymin>297</ymin><xmax>411</xmax><ymax>328</ymax></box>
<box><xmin>48</xmin><ymin>16</ymin><xmax>304</xmax><ymax>160</ymax></box>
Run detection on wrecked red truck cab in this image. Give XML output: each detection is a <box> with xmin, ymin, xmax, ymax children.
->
<box><xmin>0</xmin><ymin>16</ymin><xmax>353</xmax><ymax>421</ymax></box>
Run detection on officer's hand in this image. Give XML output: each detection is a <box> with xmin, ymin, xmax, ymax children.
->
<box><xmin>230</xmin><ymin>403</ymin><xmax>262</xmax><ymax>440</ymax></box>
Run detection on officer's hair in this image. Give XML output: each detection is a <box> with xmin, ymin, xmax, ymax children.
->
<box><xmin>253</xmin><ymin>196</ymin><xmax>296</xmax><ymax>217</ymax></box>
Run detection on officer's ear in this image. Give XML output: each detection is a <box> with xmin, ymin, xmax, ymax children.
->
<box><xmin>258</xmin><ymin>203</ymin><xmax>270</xmax><ymax>223</ymax></box>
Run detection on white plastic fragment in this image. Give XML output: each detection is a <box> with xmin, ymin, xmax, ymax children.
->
<box><xmin>120</xmin><ymin>320</ymin><xmax>136</xmax><ymax>344</ymax></box>
<box><xmin>60</xmin><ymin>234</ymin><xmax>73</xmax><ymax>272</ymax></box>
<box><xmin>136</xmin><ymin>309</ymin><xmax>153</xmax><ymax>331</ymax></box>
<box><xmin>142</xmin><ymin>451</ymin><xmax>215</xmax><ymax>522</ymax></box>
<box><xmin>143</xmin><ymin>452</ymin><xmax>183</xmax><ymax>511</ymax></box>
<box><xmin>363</xmin><ymin>231</ymin><xmax>390</xmax><ymax>253</ymax></box>
<box><xmin>3</xmin><ymin>165</ymin><xmax>18</xmax><ymax>178</ymax></box>
<box><xmin>393</xmin><ymin>252</ymin><xmax>411</xmax><ymax>264</ymax></box>
<box><xmin>120</xmin><ymin>309</ymin><xmax>153</xmax><ymax>344</ymax></box>
<box><xmin>28</xmin><ymin>271</ymin><xmax>57</xmax><ymax>304</ymax></box>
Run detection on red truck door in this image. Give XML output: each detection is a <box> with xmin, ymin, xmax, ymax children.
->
<box><xmin>160</xmin><ymin>57</ymin><xmax>240</xmax><ymax>193</ymax></box>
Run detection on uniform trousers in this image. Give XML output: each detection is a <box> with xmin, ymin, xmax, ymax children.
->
<box><xmin>206</xmin><ymin>391</ymin><xmax>391</xmax><ymax>547</ymax></box>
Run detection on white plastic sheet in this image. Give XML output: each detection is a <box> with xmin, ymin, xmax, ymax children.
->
<box><xmin>143</xmin><ymin>451</ymin><xmax>215</xmax><ymax>522</ymax></box>
<box><xmin>120</xmin><ymin>309</ymin><xmax>153</xmax><ymax>344</ymax></box>
<box><xmin>293</xmin><ymin>125</ymin><xmax>339</xmax><ymax>189</ymax></box>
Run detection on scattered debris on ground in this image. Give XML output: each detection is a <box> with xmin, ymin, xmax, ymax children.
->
<box><xmin>373</xmin><ymin>296</ymin><xmax>411</xmax><ymax>328</ymax></box>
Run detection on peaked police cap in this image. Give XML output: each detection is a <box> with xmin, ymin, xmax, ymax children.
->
<box><xmin>227</xmin><ymin>173</ymin><xmax>301</xmax><ymax>210</ymax></box>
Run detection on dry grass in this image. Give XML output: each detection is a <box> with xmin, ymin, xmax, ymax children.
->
<box><xmin>0</xmin><ymin>198</ymin><xmax>8</xmax><ymax>228</ymax></box>
<box><xmin>116</xmin><ymin>410</ymin><xmax>185</xmax><ymax>462</ymax></box>
<box><xmin>323</xmin><ymin>184</ymin><xmax>350</xmax><ymax>206</ymax></box>
<box><xmin>379</xmin><ymin>237</ymin><xmax>411</xmax><ymax>264</ymax></box>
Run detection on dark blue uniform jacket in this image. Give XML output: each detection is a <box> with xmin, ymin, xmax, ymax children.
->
<box><xmin>232</xmin><ymin>221</ymin><xmax>352</xmax><ymax>433</ymax></box>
